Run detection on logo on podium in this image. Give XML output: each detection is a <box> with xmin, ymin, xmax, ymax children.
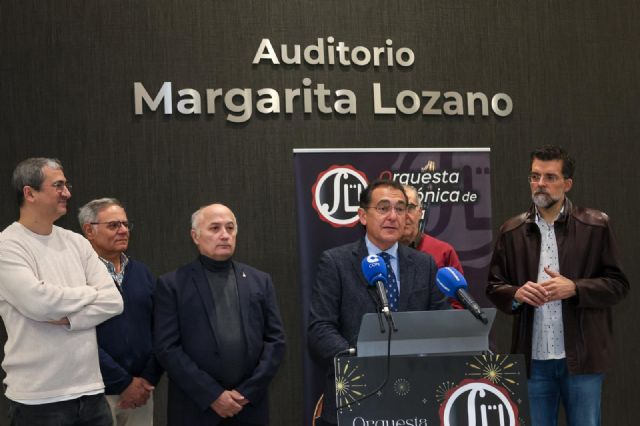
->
<box><xmin>439</xmin><ymin>379</ymin><xmax>519</xmax><ymax>426</ymax></box>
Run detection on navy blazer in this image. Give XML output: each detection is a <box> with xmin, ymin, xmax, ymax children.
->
<box><xmin>154</xmin><ymin>258</ymin><xmax>286</xmax><ymax>426</ymax></box>
<box><xmin>308</xmin><ymin>238</ymin><xmax>448</xmax><ymax>423</ymax></box>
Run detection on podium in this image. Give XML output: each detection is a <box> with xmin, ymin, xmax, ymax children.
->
<box><xmin>356</xmin><ymin>309</ymin><xmax>497</xmax><ymax>357</ymax></box>
<box><xmin>335</xmin><ymin>309</ymin><xmax>531</xmax><ymax>425</ymax></box>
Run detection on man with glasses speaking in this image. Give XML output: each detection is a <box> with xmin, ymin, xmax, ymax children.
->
<box><xmin>0</xmin><ymin>158</ymin><xmax>123</xmax><ymax>426</ymax></box>
<box><xmin>79</xmin><ymin>198</ymin><xmax>163</xmax><ymax>426</ymax></box>
<box><xmin>308</xmin><ymin>179</ymin><xmax>448</xmax><ymax>426</ymax></box>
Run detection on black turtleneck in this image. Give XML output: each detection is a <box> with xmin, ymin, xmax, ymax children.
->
<box><xmin>199</xmin><ymin>255</ymin><xmax>247</xmax><ymax>388</ymax></box>
<box><xmin>199</xmin><ymin>254</ymin><xmax>232</xmax><ymax>272</ymax></box>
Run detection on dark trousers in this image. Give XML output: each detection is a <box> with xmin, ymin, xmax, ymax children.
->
<box><xmin>8</xmin><ymin>393</ymin><xmax>112</xmax><ymax>426</ymax></box>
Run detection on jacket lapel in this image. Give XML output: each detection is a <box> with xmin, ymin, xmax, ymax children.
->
<box><xmin>233</xmin><ymin>261</ymin><xmax>250</xmax><ymax>350</ymax></box>
<box><xmin>351</xmin><ymin>239</ymin><xmax>371</xmax><ymax>288</ymax></box>
<box><xmin>397</xmin><ymin>245</ymin><xmax>415</xmax><ymax>309</ymax></box>
<box><xmin>190</xmin><ymin>260</ymin><xmax>220</xmax><ymax>346</ymax></box>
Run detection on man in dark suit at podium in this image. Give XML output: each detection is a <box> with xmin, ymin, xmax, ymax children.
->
<box><xmin>154</xmin><ymin>203</ymin><xmax>286</xmax><ymax>426</ymax></box>
<box><xmin>308</xmin><ymin>179</ymin><xmax>448</xmax><ymax>426</ymax></box>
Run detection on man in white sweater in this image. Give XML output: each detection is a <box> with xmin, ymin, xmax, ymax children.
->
<box><xmin>0</xmin><ymin>157</ymin><xmax>124</xmax><ymax>426</ymax></box>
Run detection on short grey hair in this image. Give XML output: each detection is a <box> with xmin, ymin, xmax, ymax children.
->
<box><xmin>12</xmin><ymin>157</ymin><xmax>63</xmax><ymax>206</ymax></box>
<box><xmin>78</xmin><ymin>198</ymin><xmax>123</xmax><ymax>231</ymax></box>
<box><xmin>191</xmin><ymin>206</ymin><xmax>205</xmax><ymax>232</ymax></box>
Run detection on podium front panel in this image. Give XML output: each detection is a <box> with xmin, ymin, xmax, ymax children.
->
<box><xmin>335</xmin><ymin>354</ymin><xmax>530</xmax><ymax>426</ymax></box>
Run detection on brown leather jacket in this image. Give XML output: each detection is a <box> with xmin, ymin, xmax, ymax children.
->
<box><xmin>486</xmin><ymin>198</ymin><xmax>629</xmax><ymax>375</ymax></box>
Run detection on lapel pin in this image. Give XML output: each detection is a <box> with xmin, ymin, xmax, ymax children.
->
<box><xmin>242</xmin><ymin>272</ymin><xmax>246</xmax><ymax>278</ymax></box>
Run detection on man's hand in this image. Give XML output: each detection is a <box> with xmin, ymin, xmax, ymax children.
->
<box><xmin>140</xmin><ymin>377</ymin><xmax>155</xmax><ymax>392</ymax></box>
<box><xmin>514</xmin><ymin>281</ymin><xmax>548</xmax><ymax>307</ymax></box>
<box><xmin>211</xmin><ymin>390</ymin><xmax>245</xmax><ymax>418</ymax></box>
<box><xmin>539</xmin><ymin>267</ymin><xmax>577</xmax><ymax>301</ymax></box>
<box><xmin>118</xmin><ymin>377</ymin><xmax>152</xmax><ymax>409</ymax></box>
<box><xmin>230</xmin><ymin>389</ymin><xmax>249</xmax><ymax>406</ymax></box>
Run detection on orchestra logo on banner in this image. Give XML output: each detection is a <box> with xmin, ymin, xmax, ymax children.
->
<box><xmin>311</xmin><ymin>165</ymin><xmax>368</xmax><ymax>227</ymax></box>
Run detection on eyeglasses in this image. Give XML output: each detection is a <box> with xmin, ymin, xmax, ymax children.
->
<box><xmin>528</xmin><ymin>173</ymin><xmax>563</xmax><ymax>184</ymax></box>
<box><xmin>90</xmin><ymin>221</ymin><xmax>133</xmax><ymax>231</ymax></box>
<box><xmin>51</xmin><ymin>181</ymin><xmax>72</xmax><ymax>192</ymax></box>
<box><xmin>365</xmin><ymin>201</ymin><xmax>407</xmax><ymax>215</ymax></box>
<box><xmin>407</xmin><ymin>203</ymin><xmax>420</xmax><ymax>213</ymax></box>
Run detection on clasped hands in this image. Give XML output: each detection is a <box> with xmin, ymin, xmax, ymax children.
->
<box><xmin>514</xmin><ymin>267</ymin><xmax>577</xmax><ymax>307</ymax></box>
<box><xmin>211</xmin><ymin>389</ymin><xmax>249</xmax><ymax>418</ymax></box>
<box><xmin>118</xmin><ymin>377</ymin><xmax>155</xmax><ymax>409</ymax></box>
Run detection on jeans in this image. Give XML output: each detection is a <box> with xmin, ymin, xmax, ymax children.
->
<box><xmin>528</xmin><ymin>359</ymin><xmax>604</xmax><ymax>426</ymax></box>
<box><xmin>8</xmin><ymin>393</ymin><xmax>112</xmax><ymax>426</ymax></box>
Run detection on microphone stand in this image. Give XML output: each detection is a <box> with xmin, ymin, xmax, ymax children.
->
<box><xmin>376</xmin><ymin>310</ymin><xmax>386</xmax><ymax>333</ymax></box>
<box><xmin>368</xmin><ymin>287</ymin><xmax>386</xmax><ymax>333</ymax></box>
<box><xmin>381</xmin><ymin>307</ymin><xmax>397</xmax><ymax>332</ymax></box>
<box><xmin>336</xmin><ymin>302</ymin><xmax>396</xmax><ymax>410</ymax></box>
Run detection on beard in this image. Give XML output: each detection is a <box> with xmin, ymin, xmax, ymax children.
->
<box><xmin>532</xmin><ymin>191</ymin><xmax>561</xmax><ymax>209</ymax></box>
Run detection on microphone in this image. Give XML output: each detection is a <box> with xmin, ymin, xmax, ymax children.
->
<box><xmin>435</xmin><ymin>267</ymin><xmax>488</xmax><ymax>324</ymax></box>
<box><xmin>361</xmin><ymin>254</ymin><xmax>390</xmax><ymax>315</ymax></box>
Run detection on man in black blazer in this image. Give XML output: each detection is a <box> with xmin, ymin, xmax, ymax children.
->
<box><xmin>308</xmin><ymin>179</ymin><xmax>448</xmax><ymax>426</ymax></box>
<box><xmin>155</xmin><ymin>204</ymin><xmax>286</xmax><ymax>426</ymax></box>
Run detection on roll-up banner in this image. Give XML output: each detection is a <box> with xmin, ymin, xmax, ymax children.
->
<box><xmin>293</xmin><ymin>148</ymin><xmax>492</xmax><ymax>425</ymax></box>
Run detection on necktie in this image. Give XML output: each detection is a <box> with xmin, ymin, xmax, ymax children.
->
<box><xmin>378</xmin><ymin>252</ymin><xmax>399</xmax><ymax>312</ymax></box>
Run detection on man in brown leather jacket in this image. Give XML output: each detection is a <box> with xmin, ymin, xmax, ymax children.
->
<box><xmin>486</xmin><ymin>145</ymin><xmax>629</xmax><ymax>426</ymax></box>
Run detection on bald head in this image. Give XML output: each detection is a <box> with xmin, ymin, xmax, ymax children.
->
<box><xmin>190</xmin><ymin>204</ymin><xmax>238</xmax><ymax>260</ymax></box>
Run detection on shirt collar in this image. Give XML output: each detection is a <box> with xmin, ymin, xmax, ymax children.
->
<box><xmin>364</xmin><ymin>235</ymin><xmax>399</xmax><ymax>259</ymax></box>
<box><xmin>534</xmin><ymin>204</ymin><xmax>565</xmax><ymax>225</ymax></box>
<box><xmin>99</xmin><ymin>253</ymin><xmax>129</xmax><ymax>275</ymax></box>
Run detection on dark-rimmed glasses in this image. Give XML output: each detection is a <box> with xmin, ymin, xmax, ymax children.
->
<box><xmin>528</xmin><ymin>173</ymin><xmax>563</xmax><ymax>184</ymax></box>
<box><xmin>365</xmin><ymin>201</ymin><xmax>407</xmax><ymax>215</ymax></box>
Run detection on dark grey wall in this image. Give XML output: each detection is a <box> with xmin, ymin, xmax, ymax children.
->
<box><xmin>1</xmin><ymin>1</ymin><xmax>638</xmax><ymax>424</ymax></box>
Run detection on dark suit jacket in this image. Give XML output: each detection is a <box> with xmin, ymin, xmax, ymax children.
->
<box><xmin>308</xmin><ymin>238</ymin><xmax>448</xmax><ymax>424</ymax></box>
<box><xmin>154</xmin><ymin>258</ymin><xmax>286</xmax><ymax>426</ymax></box>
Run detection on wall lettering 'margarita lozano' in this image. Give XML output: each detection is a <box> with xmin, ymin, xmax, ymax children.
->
<box><xmin>133</xmin><ymin>36</ymin><xmax>513</xmax><ymax>122</ymax></box>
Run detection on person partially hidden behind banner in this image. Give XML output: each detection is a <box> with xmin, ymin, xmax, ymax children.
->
<box><xmin>400</xmin><ymin>184</ymin><xmax>464</xmax><ymax>309</ymax></box>
<box><xmin>79</xmin><ymin>198</ymin><xmax>164</xmax><ymax>426</ymax></box>
<box><xmin>308</xmin><ymin>179</ymin><xmax>449</xmax><ymax>426</ymax></box>
<box><xmin>400</xmin><ymin>184</ymin><xmax>464</xmax><ymax>274</ymax></box>
<box><xmin>154</xmin><ymin>203</ymin><xmax>286</xmax><ymax>426</ymax></box>
<box><xmin>0</xmin><ymin>158</ymin><xmax>123</xmax><ymax>426</ymax></box>
<box><xmin>486</xmin><ymin>145</ymin><xmax>629</xmax><ymax>426</ymax></box>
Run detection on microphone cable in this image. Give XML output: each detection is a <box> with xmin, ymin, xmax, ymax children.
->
<box><xmin>335</xmin><ymin>319</ymin><xmax>394</xmax><ymax>410</ymax></box>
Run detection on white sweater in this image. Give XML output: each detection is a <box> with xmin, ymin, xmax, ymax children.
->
<box><xmin>0</xmin><ymin>222</ymin><xmax>123</xmax><ymax>401</ymax></box>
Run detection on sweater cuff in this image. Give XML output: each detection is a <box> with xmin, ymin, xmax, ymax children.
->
<box><xmin>108</xmin><ymin>374</ymin><xmax>134</xmax><ymax>395</ymax></box>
